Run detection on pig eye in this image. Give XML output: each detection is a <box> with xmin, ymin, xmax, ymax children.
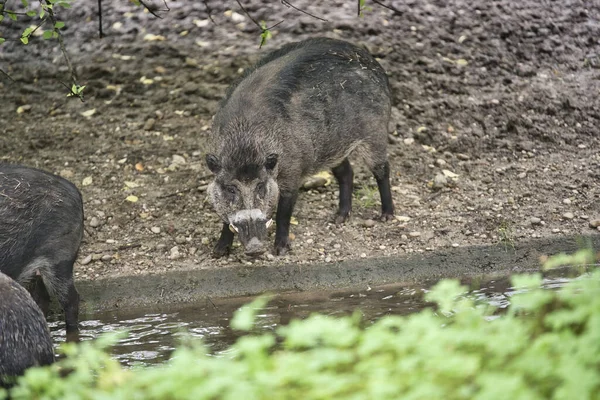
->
<box><xmin>256</xmin><ymin>182</ymin><xmax>265</xmax><ymax>194</ymax></box>
<box><xmin>224</xmin><ymin>185</ymin><xmax>237</xmax><ymax>195</ymax></box>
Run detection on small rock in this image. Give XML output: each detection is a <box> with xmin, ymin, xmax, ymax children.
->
<box><xmin>435</xmin><ymin>158</ymin><xmax>447</xmax><ymax>167</ymax></box>
<box><xmin>172</xmin><ymin>154</ymin><xmax>186</xmax><ymax>165</ymax></box>
<box><xmin>562</xmin><ymin>198</ymin><xmax>571</xmax><ymax>205</ymax></box>
<box><xmin>452</xmin><ymin>243</ymin><xmax>459</xmax><ymax>248</ymax></box>
<box><xmin>156</xmin><ymin>243</ymin><xmax>167</xmax><ymax>250</ymax></box>
<box><xmin>563</xmin><ymin>212</ymin><xmax>574</xmax><ymax>220</ymax></box>
<box><xmin>89</xmin><ymin>217</ymin><xmax>101</xmax><ymax>228</ymax></box>
<box><xmin>201</xmin><ymin>237</ymin><xmax>210</xmax><ymax>245</ymax></box>
<box><xmin>363</xmin><ymin>219</ymin><xmax>376</xmax><ymax>228</ymax></box>
<box><xmin>101</xmin><ymin>254</ymin><xmax>112</xmax><ymax>262</ymax></box>
<box><xmin>551</xmin><ymin>228</ymin><xmax>560</xmax><ymax>233</ymax></box>
<box><xmin>517</xmin><ymin>172</ymin><xmax>527</xmax><ymax>179</ymax></box>
<box><xmin>143</xmin><ymin>118</ymin><xmax>156</xmax><ymax>131</ymax></box>
<box><xmin>60</xmin><ymin>169</ymin><xmax>75</xmax><ymax>179</ymax></box>
<box><xmin>266</xmin><ymin>253</ymin><xmax>275</xmax><ymax>261</ymax></box>
<box><xmin>80</xmin><ymin>255</ymin><xmax>93</xmax><ymax>265</ymax></box>
<box><xmin>169</xmin><ymin>246</ymin><xmax>181</xmax><ymax>260</ymax></box>
<box><xmin>325</xmin><ymin>257</ymin><xmax>332</xmax><ymax>263</ymax></box>
<box><xmin>395</xmin><ymin>215</ymin><xmax>411</xmax><ymax>222</ymax></box>
<box><xmin>432</xmin><ymin>174</ymin><xmax>448</xmax><ymax>190</ymax></box>
<box><xmin>530</xmin><ymin>217</ymin><xmax>542</xmax><ymax>225</ymax></box>
<box><xmin>403</xmin><ymin>138</ymin><xmax>415</xmax><ymax>145</ymax></box>
<box><xmin>360</xmin><ymin>253</ymin><xmax>367</xmax><ymax>258</ymax></box>
<box><xmin>151</xmin><ymin>226</ymin><xmax>161</xmax><ymax>234</ymax></box>
<box><xmin>175</xmin><ymin>235</ymin><xmax>186</xmax><ymax>244</ymax></box>
<box><xmin>306</xmin><ymin>238</ymin><xmax>314</xmax><ymax>244</ymax></box>
<box><xmin>408</xmin><ymin>231</ymin><xmax>421</xmax><ymax>237</ymax></box>
<box><xmin>589</xmin><ymin>219</ymin><xmax>600</xmax><ymax>228</ymax></box>
<box><xmin>456</xmin><ymin>153</ymin><xmax>470</xmax><ymax>161</ymax></box>
<box><xmin>333</xmin><ymin>243</ymin><xmax>341</xmax><ymax>249</ymax></box>
<box><xmin>303</xmin><ymin>176</ymin><xmax>327</xmax><ymax>190</ymax></box>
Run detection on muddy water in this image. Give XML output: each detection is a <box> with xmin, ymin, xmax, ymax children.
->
<box><xmin>49</xmin><ymin>272</ymin><xmax>577</xmax><ymax>367</ymax></box>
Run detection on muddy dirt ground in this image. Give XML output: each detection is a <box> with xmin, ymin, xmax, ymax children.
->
<box><xmin>0</xmin><ymin>0</ymin><xmax>599</xmax><ymax>282</ymax></box>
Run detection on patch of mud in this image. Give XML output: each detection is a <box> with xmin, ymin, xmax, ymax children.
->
<box><xmin>0</xmin><ymin>0</ymin><xmax>598</xmax><ymax>282</ymax></box>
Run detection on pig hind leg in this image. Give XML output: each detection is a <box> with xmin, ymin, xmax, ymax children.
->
<box><xmin>331</xmin><ymin>158</ymin><xmax>354</xmax><ymax>224</ymax></box>
<box><xmin>42</xmin><ymin>257</ymin><xmax>81</xmax><ymax>333</ymax></box>
<box><xmin>363</xmin><ymin>142</ymin><xmax>395</xmax><ymax>221</ymax></box>
<box><xmin>213</xmin><ymin>223</ymin><xmax>234</xmax><ymax>258</ymax></box>
<box><xmin>28</xmin><ymin>275</ymin><xmax>51</xmax><ymax>317</ymax></box>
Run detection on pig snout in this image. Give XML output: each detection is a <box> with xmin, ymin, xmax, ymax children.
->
<box><xmin>244</xmin><ymin>237</ymin><xmax>266</xmax><ymax>257</ymax></box>
<box><xmin>229</xmin><ymin>209</ymin><xmax>271</xmax><ymax>257</ymax></box>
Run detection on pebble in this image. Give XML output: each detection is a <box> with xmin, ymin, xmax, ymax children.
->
<box><xmin>435</xmin><ymin>158</ymin><xmax>447</xmax><ymax>167</ymax></box>
<box><xmin>333</xmin><ymin>243</ymin><xmax>341</xmax><ymax>249</ymax></box>
<box><xmin>101</xmin><ymin>254</ymin><xmax>112</xmax><ymax>262</ymax></box>
<box><xmin>151</xmin><ymin>227</ymin><xmax>161</xmax><ymax>234</ymax></box>
<box><xmin>530</xmin><ymin>217</ymin><xmax>542</xmax><ymax>225</ymax></box>
<box><xmin>551</xmin><ymin>228</ymin><xmax>560</xmax><ymax>233</ymax></box>
<box><xmin>89</xmin><ymin>216</ymin><xmax>101</xmax><ymax>228</ymax></box>
<box><xmin>143</xmin><ymin>118</ymin><xmax>156</xmax><ymax>131</ymax></box>
<box><xmin>266</xmin><ymin>254</ymin><xmax>275</xmax><ymax>261</ymax></box>
<box><xmin>360</xmin><ymin>253</ymin><xmax>367</xmax><ymax>258</ymax></box>
<box><xmin>452</xmin><ymin>243</ymin><xmax>459</xmax><ymax>247</ymax></box>
<box><xmin>403</xmin><ymin>138</ymin><xmax>415</xmax><ymax>145</ymax></box>
<box><xmin>325</xmin><ymin>257</ymin><xmax>332</xmax><ymax>263</ymax></box>
<box><xmin>175</xmin><ymin>235</ymin><xmax>187</xmax><ymax>244</ymax></box>
<box><xmin>563</xmin><ymin>212</ymin><xmax>574</xmax><ymax>220</ymax></box>
<box><xmin>363</xmin><ymin>219</ymin><xmax>376</xmax><ymax>228</ymax></box>
<box><xmin>456</xmin><ymin>153</ymin><xmax>470</xmax><ymax>160</ymax></box>
<box><xmin>589</xmin><ymin>219</ymin><xmax>600</xmax><ymax>228</ymax></box>
<box><xmin>60</xmin><ymin>169</ymin><xmax>74</xmax><ymax>178</ymax></box>
<box><xmin>408</xmin><ymin>231</ymin><xmax>421</xmax><ymax>237</ymax></box>
<box><xmin>201</xmin><ymin>237</ymin><xmax>210</xmax><ymax>245</ymax></box>
<box><xmin>169</xmin><ymin>246</ymin><xmax>181</xmax><ymax>260</ymax></box>
<box><xmin>432</xmin><ymin>174</ymin><xmax>448</xmax><ymax>190</ymax></box>
<box><xmin>306</xmin><ymin>238</ymin><xmax>314</xmax><ymax>244</ymax></box>
<box><xmin>517</xmin><ymin>172</ymin><xmax>527</xmax><ymax>179</ymax></box>
<box><xmin>156</xmin><ymin>243</ymin><xmax>167</xmax><ymax>250</ymax></box>
<box><xmin>172</xmin><ymin>154</ymin><xmax>186</xmax><ymax>165</ymax></box>
<box><xmin>80</xmin><ymin>254</ymin><xmax>93</xmax><ymax>265</ymax></box>
<box><xmin>302</xmin><ymin>176</ymin><xmax>328</xmax><ymax>190</ymax></box>
<box><xmin>562</xmin><ymin>198</ymin><xmax>571</xmax><ymax>205</ymax></box>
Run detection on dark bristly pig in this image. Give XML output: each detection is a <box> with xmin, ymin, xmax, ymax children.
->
<box><xmin>0</xmin><ymin>164</ymin><xmax>83</xmax><ymax>332</ymax></box>
<box><xmin>0</xmin><ymin>271</ymin><xmax>55</xmax><ymax>389</ymax></box>
<box><xmin>206</xmin><ymin>37</ymin><xmax>394</xmax><ymax>257</ymax></box>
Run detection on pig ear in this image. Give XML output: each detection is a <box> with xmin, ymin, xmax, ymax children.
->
<box><xmin>205</xmin><ymin>154</ymin><xmax>221</xmax><ymax>173</ymax></box>
<box><xmin>265</xmin><ymin>153</ymin><xmax>278</xmax><ymax>172</ymax></box>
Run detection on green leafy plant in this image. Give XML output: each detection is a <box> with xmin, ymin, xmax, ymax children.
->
<box><xmin>2</xmin><ymin>249</ymin><xmax>599</xmax><ymax>399</ymax></box>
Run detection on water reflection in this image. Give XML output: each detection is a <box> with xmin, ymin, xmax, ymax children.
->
<box><xmin>48</xmin><ymin>272</ymin><xmax>579</xmax><ymax>367</ymax></box>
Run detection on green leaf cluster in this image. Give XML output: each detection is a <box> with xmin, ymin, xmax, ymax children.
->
<box><xmin>2</xmin><ymin>251</ymin><xmax>599</xmax><ymax>400</ymax></box>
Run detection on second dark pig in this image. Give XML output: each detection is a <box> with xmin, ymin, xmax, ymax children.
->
<box><xmin>0</xmin><ymin>271</ymin><xmax>55</xmax><ymax>389</ymax></box>
<box><xmin>0</xmin><ymin>164</ymin><xmax>83</xmax><ymax>332</ymax></box>
<box><xmin>206</xmin><ymin>37</ymin><xmax>394</xmax><ymax>257</ymax></box>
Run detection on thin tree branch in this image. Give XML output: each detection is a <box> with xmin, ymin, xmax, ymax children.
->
<box><xmin>0</xmin><ymin>66</ymin><xmax>15</xmax><ymax>83</ymax></box>
<box><xmin>234</xmin><ymin>0</ymin><xmax>263</xmax><ymax>30</ymax></box>
<box><xmin>202</xmin><ymin>0</ymin><xmax>215</xmax><ymax>24</ymax></box>
<box><xmin>40</xmin><ymin>0</ymin><xmax>79</xmax><ymax>89</ymax></box>
<box><xmin>372</xmin><ymin>0</ymin><xmax>403</xmax><ymax>15</ymax></box>
<box><xmin>281</xmin><ymin>0</ymin><xmax>328</xmax><ymax>22</ymax></box>
<box><xmin>98</xmin><ymin>0</ymin><xmax>103</xmax><ymax>38</ymax></box>
<box><xmin>138</xmin><ymin>0</ymin><xmax>169</xmax><ymax>19</ymax></box>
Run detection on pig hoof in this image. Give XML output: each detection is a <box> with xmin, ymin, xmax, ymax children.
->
<box><xmin>275</xmin><ymin>241</ymin><xmax>290</xmax><ymax>256</ymax></box>
<box><xmin>379</xmin><ymin>213</ymin><xmax>394</xmax><ymax>222</ymax></box>
<box><xmin>334</xmin><ymin>212</ymin><xmax>350</xmax><ymax>225</ymax></box>
<box><xmin>212</xmin><ymin>245</ymin><xmax>230</xmax><ymax>258</ymax></box>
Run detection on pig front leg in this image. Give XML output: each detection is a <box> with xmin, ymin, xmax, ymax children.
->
<box><xmin>274</xmin><ymin>190</ymin><xmax>299</xmax><ymax>256</ymax></box>
<box><xmin>213</xmin><ymin>222</ymin><xmax>234</xmax><ymax>258</ymax></box>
